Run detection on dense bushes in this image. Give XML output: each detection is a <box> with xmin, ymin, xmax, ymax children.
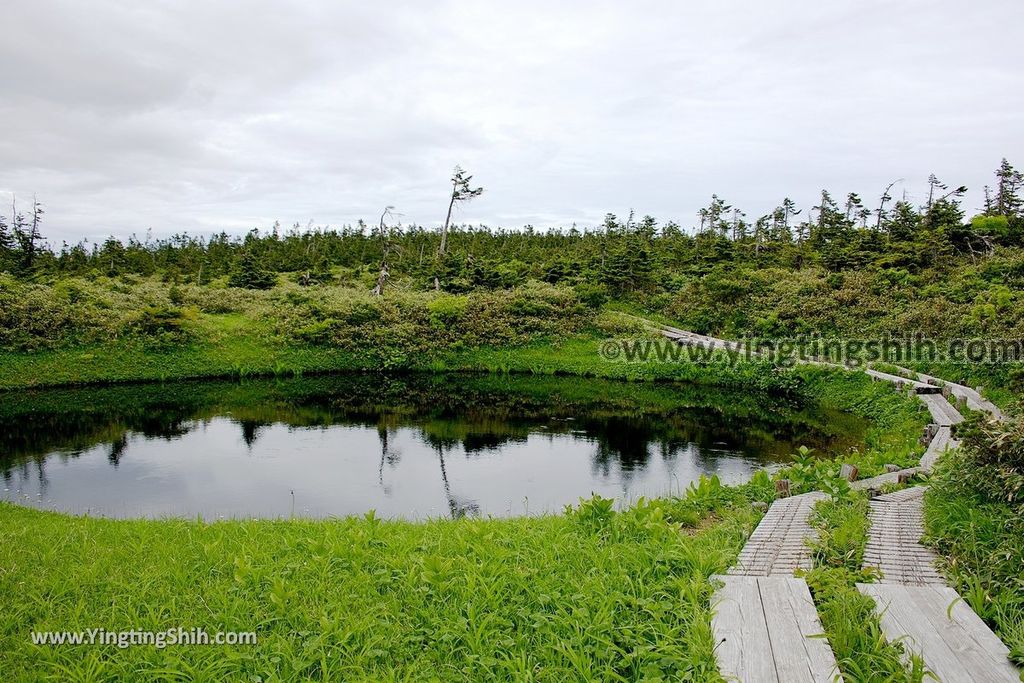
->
<box><xmin>0</xmin><ymin>274</ymin><xmax>124</xmax><ymax>350</ymax></box>
<box><xmin>925</xmin><ymin>411</ymin><xmax>1024</xmax><ymax>665</ymax></box>
<box><xmin>0</xmin><ymin>275</ymin><xmax>592</xmax><ymax>356</ymax></box>
<box><xmin>950</xmin><ymin>411</ymin><xmax>1024</xmax><ymax>509</ymax></box>
<box><xmin>660</xmin><ymin>258</ymin><xmax>1024</xmax><ymax>339</ymax></box>
<box><xmin>277</xmin><ymin>284</ymin><xmax>590</xmax><ymax>363</ymax></box>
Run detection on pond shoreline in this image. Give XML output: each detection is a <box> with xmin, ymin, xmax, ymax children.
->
<box><xmin>0</xmin><ymin>332</ymin><xmax>935</xmax><ymax>680</ymax></box>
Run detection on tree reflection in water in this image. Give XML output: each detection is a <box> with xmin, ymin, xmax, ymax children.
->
<box><xmin>0</xmin><ymin>374</ymin><xmax>867</xmax><ymax>519</ymax></box>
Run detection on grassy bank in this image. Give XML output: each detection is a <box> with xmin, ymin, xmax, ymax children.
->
<box><xmin>0</xmin><ymin>274</ymin><xmax>801</xmax><ymax>393</ymax></box>
<box><xmin>0</xmin><ymin>481</ymin><xmax>769</xmax><ymax>682</ymax></box>
<box><xmin>0</xmin><ymin>276</ymin><xmax>948</xmax><ymax>681</ymax></box>
<box><xmin>0</xmin><ymin>331</ymin><xmax>800</xmax><ymax>394</ymax></box>
<box><xmin>924</xmin><ymin>414</ymin><xmax>1024</xmax><ymax>667</ymax></box>
<box><xmin>805</xmin><ymin>490</ymin><xmax>929</xmax><ymax>682</ymax></box>
<box><xmin>0</xmin><ymin>359</ymin><xmax>934</xmax><ymax>681</ymax></box>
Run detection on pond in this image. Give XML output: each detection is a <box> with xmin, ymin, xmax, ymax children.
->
<box><xmin>0</xmin><ymin>374</ymin><xmax>866</xmax><ymax>519</ymax></box>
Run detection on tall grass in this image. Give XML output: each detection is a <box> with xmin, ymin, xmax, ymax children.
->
<box><xmin>805</xmin><ymin>495</ymin><xmax>929</xmax><ymax>682</ymax></box>
<box><xmin>925</xmin><ymin>445</ymin><xmax>1024</xmax><ymax>666</ymax></box>
<box><xmin>0</xmin><ymin>483</ymin><xmax>764</xmax><ymax>682</ymax></box>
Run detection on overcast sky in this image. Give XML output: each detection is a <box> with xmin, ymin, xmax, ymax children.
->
<box><xmin>2</xmin><ymin>0</ymin><xmax>1023</xmax><ymax>245</ymax></box>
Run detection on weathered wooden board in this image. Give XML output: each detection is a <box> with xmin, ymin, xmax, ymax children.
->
<box><xmin>858</xmin><ymin>583</ymin><xmax>1020</xmax><ymax>682</ymax></box>
<box><xmin>730</xmin><ymin>492</ymin><xmax>825</xmax><ymax>576</ymax></box>
<box><xmin>864</xmin><ymin>487</ymin><xmax>943</xmax><ymax>585</ymax></box>
<box><xmin>865</xmin><ymin>368</ymin><xmax>937</xmax><ymax>393</ymax></box>
<box><xmin>918</xmin><ymin>393</ymin><xmax>964</xmax><ymax>426</ymax></box>
<box><xmin>713</xmin><ymin>575</ymin><xmax>843</xmax><ymax>682</ymax></box>
<box><xmin>920</xmin><ymin>425</ymin><xmax>959</xmax><ymax>470</ymax></box>
<box><xmin>902</xmin><ymin>367</ymin><xmax>1005</xmax><ymax>421</ymax></box>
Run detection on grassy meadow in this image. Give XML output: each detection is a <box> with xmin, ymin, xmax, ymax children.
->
<box><xmin>0</xmin><ymin>480</ymin><xmax>769</xmax><ymax>682</ymax></box>
<box><xmin>0</xmin><ymin>246</ymin><xmax>1020</xmax><ymax>680</ymax></box>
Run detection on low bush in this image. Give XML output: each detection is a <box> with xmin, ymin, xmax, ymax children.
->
<box><xmin>952</xmin><ymin>410</ymin><xmax>1024</xmax><ymax>508</ymax></box>
<box><xmin>926</xmin><ymin>414</ymin><xmax>1024</xmax><ymax>665</ymax></box>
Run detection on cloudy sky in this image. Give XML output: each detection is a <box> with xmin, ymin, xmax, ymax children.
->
<box><xmin>2</xmin><ymin>0</ymin><xmax>1022</xmax><ymax>245</ymax></box>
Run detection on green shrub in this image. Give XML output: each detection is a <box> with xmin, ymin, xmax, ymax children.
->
<box><xmin>427</xmin><ymin>295</ymin><xmax>468</xmax><ymax>329</ymax></box>
<box><xmin>228</xmin><ymin>252</ymin><xmax>277</xmax><ymax>290</ymax></box>
<box><xmin>953</xmin><ymin>411</ymin><xmax>1024</xmax><ymax>509</ymax></box>
<box><xmin>573</xmin><ymin>282</ymin><xmax>609</xmax><ymax>309</ymax></box>
<box><xmin>292</xmin><ymin>318</ymin><xmax>340</xmax><ymax>346</ymax></box>
<box><xmin>343</xmin><ymin>301</ymin><xmax>382</xmax><ymax>326</ymax></box>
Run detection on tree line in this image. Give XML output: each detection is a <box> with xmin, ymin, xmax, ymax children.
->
<box><xmin>2</xmin><ymin>159</ymin><xmax>1022</xmax><ymax>295</ymax></box>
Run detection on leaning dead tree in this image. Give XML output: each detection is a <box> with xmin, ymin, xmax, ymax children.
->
<box><xmin>875</xmin><ymin>179</ymin><xmax>902</xmax><ymax>231</ymax></box>
<box><xmin>435</xmin><ymin>166</ymin><xmax>483</xmax><ymax>290</ymax></box>
<box><xmin>372</xmin><ymin>206</ymin><xmax>397</xmax><ymax>296</ymax></box>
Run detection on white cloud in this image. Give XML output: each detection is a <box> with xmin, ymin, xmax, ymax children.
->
<box><xmin>1</xmin><ymin>0</ymin><xmax>1022</xmax><ymax>244</ymax></box>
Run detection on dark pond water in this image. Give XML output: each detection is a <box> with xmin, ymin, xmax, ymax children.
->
<box><xmin>0</xmin><ymin>374</ymin><xmax>866</xmax><ymax>519</ymax></box>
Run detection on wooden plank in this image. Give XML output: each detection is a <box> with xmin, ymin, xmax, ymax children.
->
<box><xmin>918</xmin><ymin>393</ymin><xmax>964</xmax><ymax>426</ymax></box>
<box><xmin>730</xmin><ymin>492</ymin><xmax>824</xmax><ymax>577</ymax></box>
<box><xmin>865</xmin><ymin>368</ymin><xmax>935</xmax><ymax>393</ymax></box>
<box><xmin>712</xmin><ymin>575</ymin><xmax>778</xmax><ymax>682</ymax></box>
<box><xmin>783</xmin><ymin>579</ymin><xmax>830</xmax><ymax>676</ymax></box>
<box><xmin>711</xmin><ymin>575</ymin><xmax>748</xmax><ymax>682</ymax></box>
<box><xmin>873</xmin><ymin>486</ymin><xmax>926</xmax><ymax>504</ymax></box>
<box><xmin>860</xmin><ymin>583</ymin><xmax>975</xmax><ymax>681</ymax></box>
<box><xmin>760</xmin><ymin>577</ymin><xmax>810</xmax><ymax>682</ymax></box>
<box><xmin>785</xmin><ymin>578</ymin><xmax>844</xmax><ymax>683</ymax></box>
<box><xmin>859</xmin><ymin>583</ymin><xmax>1020</xmax><ymax>682</ymax></box>
<box><xmin>909</xmin><ymin>585</ymin><xmax>1021</xmax><ymax>682</ymax></box>
<box><xmin>713</xmin><ymin>576</ymin><xmax>843</xmax><ymax>683</ymax></box>
<box><xmin>760</xmin><ymin>577</ymin><xmax>842</xmax><ymax>682</ymax></box>
<box><xmin>864</xmin><ymin>490</ymin><xmax>943</xmax><ymax>585</ymax></box>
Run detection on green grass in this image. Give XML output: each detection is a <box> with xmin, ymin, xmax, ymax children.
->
<box><xmin>925</xmin><ymin>454</ymin><xmax>1024</xmax><ymax>667</ymax></box>
<box><xmin>0</xmin><ymin>485</ymin><xmax>765</xmax><ymax>682</ymax></box>
<box><xmin>0</xmin><ymin>316</ymin><xmax>805</xmax><ymax>395</ymax></box>
<box><xmin>0</xmin><ymin>300</ymin><xmax>956</xmax><ymax>681</ymax></box>
<box><xmin>805</xmin><ymin>494</ymin><xmax>929</xmax><ymax>682</ymax></box>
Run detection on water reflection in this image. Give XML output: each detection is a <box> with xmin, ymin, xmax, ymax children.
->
<box><xmin>0</xmin><ymin>374</ymin><xmax>866</xmax><ymax>519</ymax></box>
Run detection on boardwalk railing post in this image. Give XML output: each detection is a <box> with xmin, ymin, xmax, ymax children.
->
<box><xmin>775</xmin><ymin>479</ymin><xmax>791</xmax><ymax>498</ymax></box>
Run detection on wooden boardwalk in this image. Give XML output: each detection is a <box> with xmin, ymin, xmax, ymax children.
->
<box><xmin>713</xmin><ymin>575</ymin><xmax>842</xmax><ymax>683</ymax></box>
<box><xmin>660</xmin><ymin>325</ymin><xmax>749</xmax><ymax>354</ymax></box>
<box><xmin>712</xmin><ymin>491</ymin><xmax>843</xmax><ymax>681</ymax></box>
<box><xmin>857</xmin><ymin>486</ymin><xmax>1020</xmax><ymax>681</ymax></box>
<box><xmin>865</xmin><ymin>368</ymin><xmax>938</xmax><ymax>393</ymax></box>
<box><xmin>660</xmin><ymin>326</ymin><xmax>1019</xmax><ymax>681</ymax></box>
<box><xmin>899</xmin><ymin>366</ymin><xmax>1005</xmax><ymax>420</ymax></box>
<box><xmin>863</xmin><ymin>487</ymin><xmax>943</xmax><ymax>585</ymax></box>
<box><xmin>729</xmin><ymin>492</ymin><xmax>825</xmax><ymax>576</ymax></box>
<box><xmin>919</xmin><ymin>392</ymin><xmax>965</xmax><ymax>426</ymax></box>
<box><xmin>858</xmin><ymin>583</ymin><xmax>1020</xmax><ymax>682</ymax></box>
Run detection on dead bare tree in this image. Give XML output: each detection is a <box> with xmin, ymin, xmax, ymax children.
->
<box><xmin>875</xmin><ymin>180</ymin><xmax>902</xmax><ymax>231</ymax></box>
<box><xmin>372</xmin><ymin>206</ymin><xmax>397</xmax><ymax>296</ymax></box>
<box><xmin>435</xmin><ymin>166</ymin><xmax>483</xmax><ymax>290</ymax></box>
